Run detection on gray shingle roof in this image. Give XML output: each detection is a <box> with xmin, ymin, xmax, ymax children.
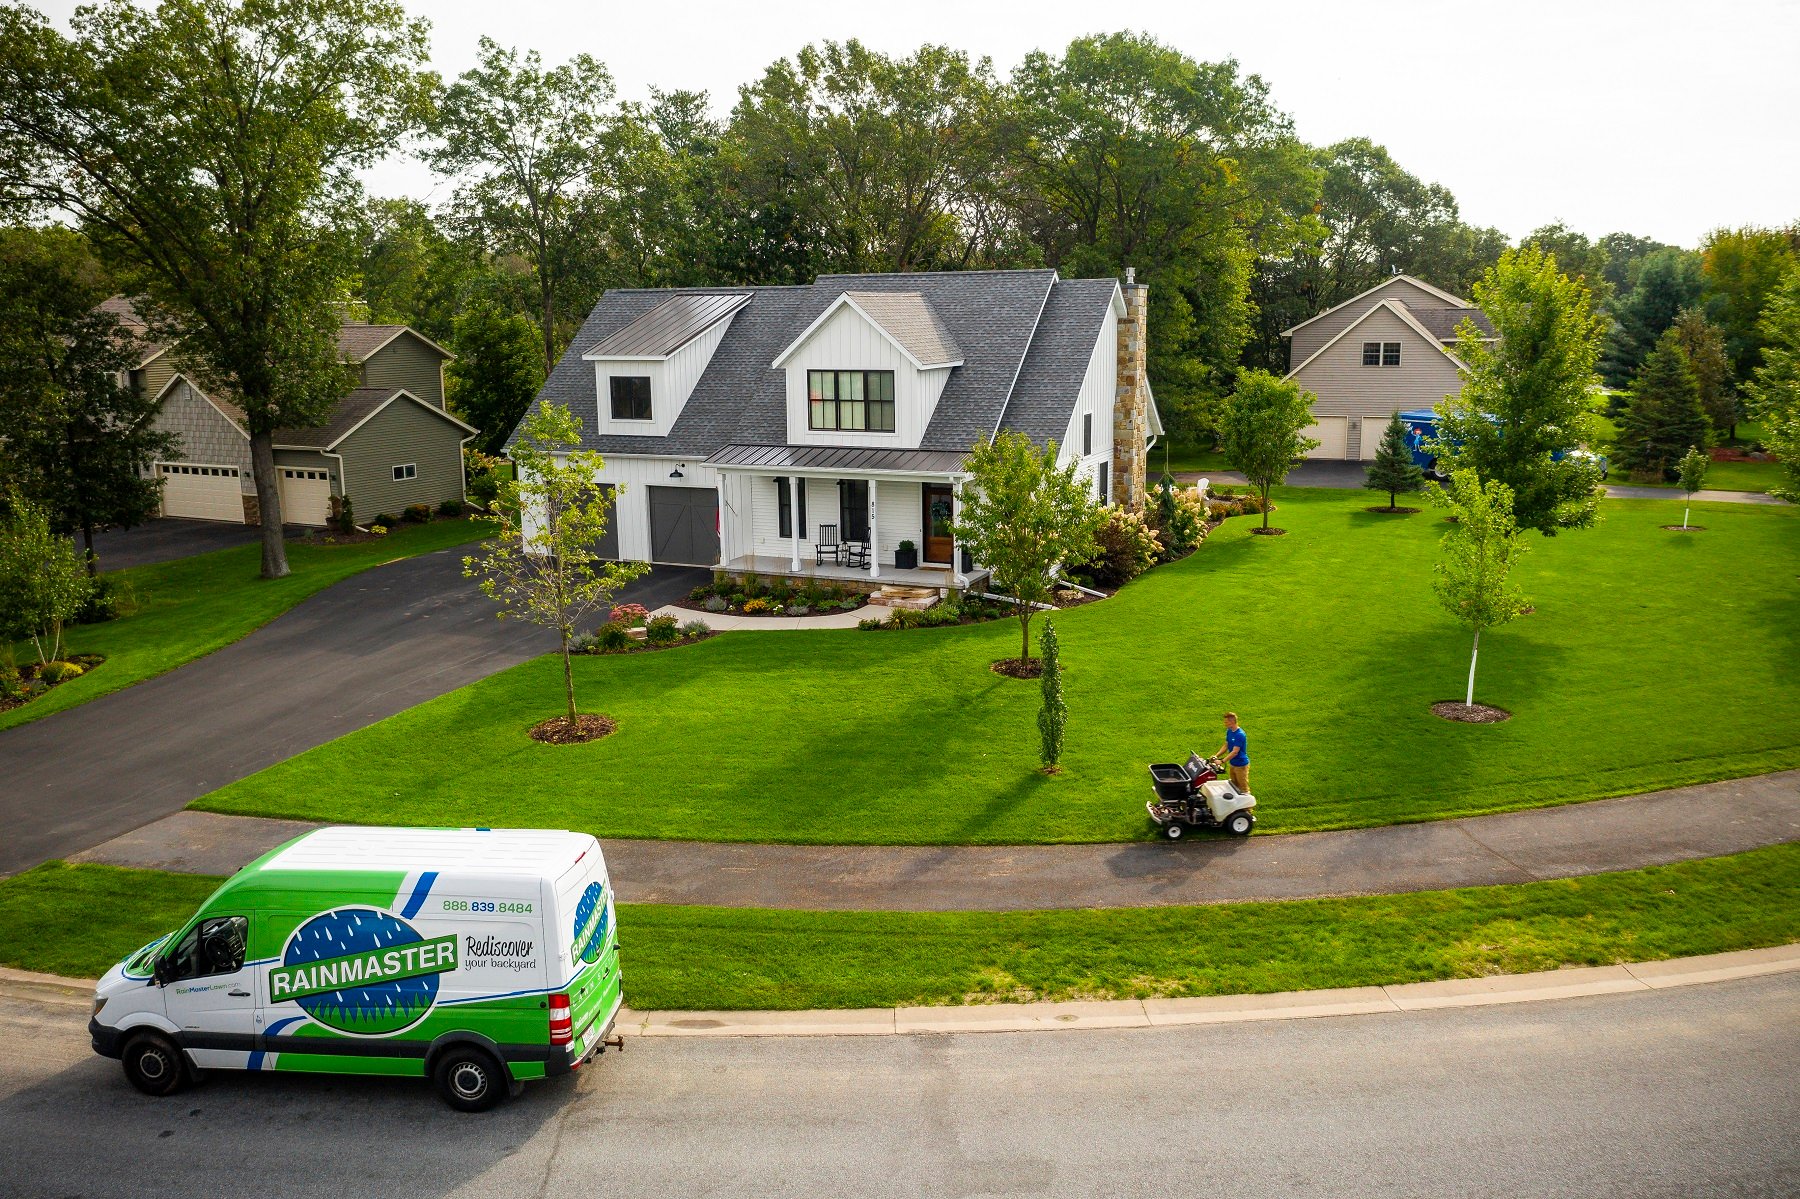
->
<box><xmin>516</xmin><ymin>268</ymin><xmax>1102</xmax><ymax>459</ymax></box>
<box><xmin>273</xmin><ymin>387</ymin><xmax>402</xmax><ymax>448</ymax></box>
<box><xmin>999</xmin><ymin>277</ymin><xmax>1120</xmax><ymax>448</ymax></box>
<box><xmin>586</xmin><ymin>292</ymin><xmax>751</xmax><ymax>358</ymax></box>
<box><xmin>1403</xmin><ymin>305</ymin><xmax>1496</xmax><ymax>342</ymax></box>
<box><xmin>839</xmin><ymin>291</ymin><xmax>962</xmax><ymax>366</ymax></box>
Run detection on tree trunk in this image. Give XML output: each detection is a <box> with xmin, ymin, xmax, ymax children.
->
<box><xmin>248</xmin><ymin>431</ymin><xmax>289</xmax><ymax>579</ymax></box>
<box><xmin>1465</xmin><ymin>626</ymin><xmax>1481</xmax><ymax>707</ymax></box>
<box><xmin>561</xmin><ymin>630</ymin><xmax>577</xmax><ymax>725</ymax></box>
<box><xmin>540</xmin><ymin>277</ymin><xmax>558</xmax><ymax>376</ymax></box>
<box><xmin>82</xmin><ymin>522</ymin><xmax>97</xmax><ymax>577</ymax></box>
<box><xmin>1019</xmin><ymin>610</ymin><xmax>1033</xmax><ymax>667</ymax></box>
<box><xmin>1389</xmin><ymin>487</ymin><xmax>1397</xmax><ymax>509</ymax></box>
<box><xmin>1261</xmin><ymin>485</ymin><xmax>1271</xmax><ymax>529</ymax></box>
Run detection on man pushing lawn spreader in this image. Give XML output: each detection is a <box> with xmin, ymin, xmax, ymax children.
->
<box><xmin>1145</xmin><ymin>710</ymin><xmax>1258</xmax><ymax>840</ymax></box>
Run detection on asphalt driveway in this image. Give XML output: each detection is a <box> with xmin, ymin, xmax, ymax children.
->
<box><xmin>0</xmin><ymin>551</ymin><xmax>706</xmax><ymax>875</ymax></box>
<box><xmin>85</xmin><ymin>519</ymin><xmax>278</xmax><ymax>571</ymax></box>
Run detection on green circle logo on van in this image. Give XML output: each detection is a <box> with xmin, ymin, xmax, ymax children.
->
<box><xmin>270</xmin><ymin>908</ymin><xmax>459</xmax><ymax>1036</ymax></box>
<box><xmin>574</xmin><ymin>882</ymin><xmax>609</xmax><ymax>963</ymax></box>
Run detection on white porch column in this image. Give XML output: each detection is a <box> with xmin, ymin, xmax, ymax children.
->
<box><xmin>867</xmin><ymin>479</ymin><xmax>880</xmax><ymax>580</ymax></box>
<box><xmin>789</xmin><ymin>474</ymin><xmax>802</xmax><ymax>572</ymax></box>
<box><xmin>951</xmin><ymin>478</ymin><xmax>966</xmax><ymax>587</ymax></box>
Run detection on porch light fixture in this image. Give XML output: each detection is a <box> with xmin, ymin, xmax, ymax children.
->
<box><xmin>669</xmin><ymin>464</ymin><xmax>685</xmax><ymax>479</ymax></box>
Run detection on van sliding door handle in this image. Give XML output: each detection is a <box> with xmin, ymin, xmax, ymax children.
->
<box><xmin>229</xmin><ymin>989</ymin><xmax>251</xmax><ymax>997</ymax></box>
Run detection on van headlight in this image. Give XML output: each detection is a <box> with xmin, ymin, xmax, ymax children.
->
<box><xmin>92</xmin><ymin>996</ymin><xmax>107</xmax><ymax>1018</ymax></box>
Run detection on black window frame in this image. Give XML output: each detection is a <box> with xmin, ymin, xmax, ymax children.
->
<box><xmin>777</xmin><ymin>478</ymin><xmax>809</xmax><ymax>540</ymax></box>
<box><xmin>837</xmin><ymin>479</ymin><xmax>869</xmax><ymax>541</ymax></box>
<box><xmin>609</xmin><ymin>375</ymin><xmax>653</xmax><ymax>421</ymax></box>
<box><xmin>807</xmin><ymin>370</ymin><xmax>896</xmax><ymax>433</ymax></box>
<box><xmin>165</xmin><ymin>914</ymin><xmax>248</xmax><ymax>981</ymax></box>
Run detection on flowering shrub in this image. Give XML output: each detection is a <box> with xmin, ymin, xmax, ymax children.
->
<box><xmin>741</xmin><ymin>598</ymin><xmax>771</xmax><ymax>614</ymax></box>
<box><xmin>609</xmin><ymin>603</ymin><xmax>650</xmax><ymax>627</ymax></box>
<box><xmin>1085</xmin><ymin>507</ymin><xmax>1162</xmax><ymax>586</ymax></box>
<box><xmin>1150</xmin><ymin>482</ymin><xmax>1208</xmax><ymax>558</ymax></box>
<box><xmin>595</xmin><ymin>621</ymin><xmax>632</xmax><ymax>652</ymax></box>
<box><xmin>645</xmin><ymin>614</ymin><xmax>680</xmax><ymax>644</ymax></box>
<box><xmin>370</xmin><ymin>524</ymin><xmax>389</xmax><ymax>535</ymax></box>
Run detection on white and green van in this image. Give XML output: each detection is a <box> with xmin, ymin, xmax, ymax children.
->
<box><xmin>88</xmin><ymin>826</ymin><xmax>622</xmax><ymax>1111</ymax></box>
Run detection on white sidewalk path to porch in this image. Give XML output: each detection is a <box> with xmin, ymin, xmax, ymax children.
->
<box><xmin>649</xmin><ymin>604</ymin><xmax>886</xmax><ymax>631</ymax></box>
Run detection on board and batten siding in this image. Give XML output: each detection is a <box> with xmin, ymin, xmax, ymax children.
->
<box><xmin>360</xmin><ymin>334</ymin><xmax>448</xmax><ymax>410</ymax></box>
<box><xmin>1288</xmin><ymin>278</ymin><xmax>1466</xmax><ymax>367</ymax></box>
<box><xmin>149</xmin><ymin>379</ymin><xmax>254</xmax><ymax>492</ymax></box>
<box><xmin>782</xmin><ymin>303</ymin><xmax>951</xmax><ymax>449</ymax></box>
<box><xmin>1291</xmin><ymin>306</ymin><xmax>1466</xmax><ymax>459</ymax></box>
<box><xmin>337</xmin><ymin>397</ymin><xmax>467</xmax><ymax>518</ymax></box>
<box><xmin>1061</xmin><ymin>304</ymin><xmax>1118</xmax><ymax>496</ymax></box>
<box><xmin>591</xmin><ymin>315</ymin><xmax>735</xmax><ymax>440</ymax></box>
<box><xmin>581</xmin><ymin>455</ymin><xmax>719</xmax><ymax>563</ymax></box>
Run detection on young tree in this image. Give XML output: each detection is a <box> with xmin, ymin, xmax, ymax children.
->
<box><xmin>1616</xmin><ymin>329</ymin><xmax>1711</xmax><ymax>479</ymax></box>
<box><xmin>463</xmin><ymin>403</ymin><xmax>648</xmax><ymax>730</ymax></box>
<box><xmin>1219</xmin><ymin>370</ymin><xmax>1319</xmax><ymax>530</ymax></box>
<box><xmin>1434</xmin><ymin>246</ymin><xmax>1608</xmax><ymax>535</ymax></box>
<box><xmin>0</xmin><ymin>228</ymin><xmax>178</xmax><ymax>572</ymax></box>
<box><xmin>953</xmin><ymin>431</ymin><xmax>1104</xmax><ymax>668</ymax></box>
<box><xmin>1669</xmin><ymin>307</ymin><xmax>1737</xmax><ymax>438</ymax></box>
<box><xmin>0</xmin><ymin>502</ymin><xmax>91</xmax><ymax>667</ymax></box>
<box><xmin>1365</xmin><ymin>412</ymin><xmax>1424</xmax><ymax>510</ymax></box>
<box><xmin>447</xmin><ymin>297</ymin><xmax>546</xmax><ymax>455</ymax></box>
<box><xmin>1676</xmin><ymin>446</ymin><xmax>1708</xmax><ymax>530</ymax></box>
<box><xmin>1037</xmin><ymin>619</ymin><xmax>1066</xmax><ymax>770</ymax></box>
<box><xmin>1430</xmin><ymin>470</ymin><xmax>1528</xmax><ymax>709</ymax></box>
<box><xmin>0</xmin><ymin>0</ymin><xmax>436</xmax><ymax>580</ymax></box>
<box><xmin>1745</xmin><ymin>267</ymin><xmax>1800</xmax><ymax>502</ymax></box>
<box><xmin>427</xmin><ymin>39</ymin><xmax>615</xmax><ymax>372</ymax></box>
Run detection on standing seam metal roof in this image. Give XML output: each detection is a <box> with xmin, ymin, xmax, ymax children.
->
<box><xmin>585</xmin><ymin>292</ymin><xmax>751</xmax><ymax>358</ymax></box>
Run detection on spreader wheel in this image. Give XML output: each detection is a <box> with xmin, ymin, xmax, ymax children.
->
<box><xmin>1163</xmin><ymin>822</ymin><xmax>1185</xmax><ymax>840</ymax></box>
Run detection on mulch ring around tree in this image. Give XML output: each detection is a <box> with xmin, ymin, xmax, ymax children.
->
<box><xmin>1365</xmin><ymin>506</ymin><xmax>1423</xmax><ymax>515</ymax></box>
<box><xmin>1661</xmin><ymin>525</ymin><xmax>1706</xmax><ymax>533</ymax></box>
<box><xmin>1249</xmin><ymin>527</ymin><xmax>1288</xmax><ymax>537</ymax></box>
<box><xmin>1431</xmin><ymin>700</ymin><xmax>1512</xmax><ymax>724</ymax></box>
<box><xmin>529</xmin><ymin>713</ymin><xmax>618</xmax><ymax>744</ymax></box>
<box><xmin>990</xmin><ymin>658</ymin><xmax>1044</xmax><ymax>680</ymax></box>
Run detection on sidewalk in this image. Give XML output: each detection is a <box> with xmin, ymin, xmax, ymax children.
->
<box><xmin>69</xmin><ymin>769</ymin><xmax>1800</xmax><ymax>909</ymax></box>
<box><xmin>7</xmin><ymin>944</ymin><xmax>1796</xmax><ymax>1036</ymax></box>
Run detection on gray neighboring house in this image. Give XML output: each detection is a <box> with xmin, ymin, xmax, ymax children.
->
<box><xmin>1282</xmin><ymin>275</ymin><xmax>1495</xmax><ymax>461</ymax></box>
<box><xmin>511</xmin><ymin>268</ymin><xmax>1163</xmax><ymax>583</ymax></box>
<box><xmin>105</xmin><ymin>299</ymin><xmax>477</xmax><ymax>524</ymax></box>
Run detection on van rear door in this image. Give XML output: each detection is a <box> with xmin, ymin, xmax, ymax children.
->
<box><xmin>551</xmin><ymin>838</ymin><xmax>620</xmax><ymax>1056</ymax></box>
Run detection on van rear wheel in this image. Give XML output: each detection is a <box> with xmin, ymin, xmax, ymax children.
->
<box><xmin>434</xmin><ymin>1047</ymin><xmax>507</xmax><ymax>1113</ymax></box>
<box><xmin>122</xmin><ymin>1032</ymin><xmax>188</xmax><ymax>1097</ymax></box>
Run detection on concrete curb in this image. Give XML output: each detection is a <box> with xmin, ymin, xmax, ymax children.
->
<box><xmin>12</xmin><ymin>945</ymin><xmax>1796</xmax><ymax>1037</ymax></box>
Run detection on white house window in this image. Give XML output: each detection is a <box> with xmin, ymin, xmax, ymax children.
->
<box><xmin>808</xmin><ymin>370</ymin><xmax>895</xmax><ymax>433</ymax></box>
<box><xmin>1363</xmin><ymin>341</ymin><xmax>1401</xmax><ymax>367</ymax></box>
<box><xmin>777</xmin><ymin>478</ymin><xmax>808</xmax><ymax>539</ymax></box>
<box><xmin>1083</xmin><ymin>413</ymin><xmax>1093</xmax><ymax>455</ymax></box>
<box><xmin>392</xmin><ymin>463</ymin><xmax>416</xmax><ymax>481</ymax></box>
<box><xmin>610</xmin><ymin>376</ymin><xmax>652</xmax><ymax>421</ymax></box>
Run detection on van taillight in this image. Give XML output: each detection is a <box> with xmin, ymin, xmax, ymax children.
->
<box><xmin>549</xmin><ymin>993</ymin><xmax>573</xmax><ymax>1045</ymax></box>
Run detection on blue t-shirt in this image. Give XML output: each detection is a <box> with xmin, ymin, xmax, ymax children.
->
<box><xmin>1226</xmin><ymin>726</ymin><xmax>1248</xmax><ymax>766</ymax></box>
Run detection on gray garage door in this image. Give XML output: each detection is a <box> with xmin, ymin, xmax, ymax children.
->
<box><xmin>591</xmin><ymin>484</ymin><xmax>620</xmax><ymax>559</ymax></box>
<box><xmin>648</xmin><ymin>485</ymin><xmax>719</xmax><ymax>566</ymax></box>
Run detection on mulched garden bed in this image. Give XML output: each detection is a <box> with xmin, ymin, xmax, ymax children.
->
<box><xmin>990</xmin><ymin>658</ymin><xmax>1044</xmax><ymax>680</ymax></box>
<box><xmin>1431</xmin><ymin>700</ymin><xmax>1512</xmax><ymax>724</ymax></box>
<box><xmin>675</xmin><ymin>594</ymin><xmax>868</xmax><ymax>619</ymax></box>
<box><xmin>298</xmin><ymin>509</ymin><xmax>472</xmax><ymax>546</ymax></box>
<box><xmin>1249</xmin><ymin>527</ymin><xmax>1288</xmax><ymax>537</ymax></box>
<box><xmin>0</xmin><ymin>652</ymin><xmax>106</xmax><ymax>714</ymax></box>
<box><xmin>1661</xmin><ymin>525</ymin><xmax>1706</xmax><ymax>533</ymax></box>
<box><xmin>529</xmin><ymin>713</ymin><xmax>617</xmax><ymax>744</ymax></box>
<box><xmin>1366</xmin><ymin>506</ymin><xmax>1422</xmax><ymax>515</ymax></box>
<box><xmin>577</xmin><ymin>629</ymin><xmax>719</xmax><ymax>655</ymax></box>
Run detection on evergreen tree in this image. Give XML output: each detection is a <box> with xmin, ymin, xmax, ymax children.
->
<box><xmin>1617</xmin><ymin>330</ymin><xmax>1711</xmax><ymax>479</ymax></box>
<box><xmin>1037</xmin><ymin>620</ymin><xmax>1066</xmax><ymax>769</ymax></box>
<box><xmin>1745</xmin><ymin>267</ymin><xmax>1800</xmax><ymax>502</ymax></box>
<box><xmin>1669</xmin><ymin>307</ymin><xmax>1737</xmax><ymax>438</ymax></box>
<box><xmin>1599</xmin><ymin>248</ymin><xmax>1704</xmax><ymax>387</ymax></box>
<box><xmin>1364</xmin><ymin>412</ymin><xmax>1424</xmax><ymax>509</ymax></box>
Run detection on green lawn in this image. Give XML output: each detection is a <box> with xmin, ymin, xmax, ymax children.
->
<box><xmin>193</xmin><ymin>490</ymin><xmax>1800</xmax><ymax>843</ymax></box>
<box><xmin>1593</xmin><ymin>416</ymin><xmax>1786</xmax><ymax>493</ymax></box>
<box><xmin>4</xmin><ymin>847</ymin><xmax>1795</xmax><ymax>1007</ymax></box>
<box><xmin>1</xmin><ymin>519</ymin><xmax>485</xmax><ymax>731</ymax></box>
<box><xmin>1155</xmin><ymin>438</ymin><xmax>1232</xmax><ymax>475</ymax></box>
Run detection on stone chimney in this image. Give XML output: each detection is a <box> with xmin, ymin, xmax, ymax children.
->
<box><xmin>1112</xmin><ymin>268</ymin><xmax>1150</xmax><ymax>511</ymax></box>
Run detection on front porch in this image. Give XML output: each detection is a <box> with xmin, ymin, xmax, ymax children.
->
<box><xmin>718</xmin><ymin>553</ymin><xmax>989</xmax><ymax>593</ymax></box>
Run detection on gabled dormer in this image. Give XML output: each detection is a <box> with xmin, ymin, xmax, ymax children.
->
<box><xmin>584</xmin><ymin>292</ymin><xmax>750</xmax><ymax>437</ymax></box>
<box><xmin>771</xmin><ymin>291</ymin><xmax>963</xmax><ymax>448</ymax></box>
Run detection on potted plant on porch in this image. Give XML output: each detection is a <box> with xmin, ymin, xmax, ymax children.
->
<box><xmin>894</xmin><ymin>539</ymin><xmax>919</xmax><ymax>570</ymax></box>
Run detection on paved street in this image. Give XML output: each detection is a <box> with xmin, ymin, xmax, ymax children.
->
<box><xmin>1</xmin><ymin>973</ymin><xmax>1794</xmax><ymax>1198</ymax></box>
<box><xmin>0</xmin><ymin>551</ymin><xmax>706</xmax><ymax>876</ymax></box>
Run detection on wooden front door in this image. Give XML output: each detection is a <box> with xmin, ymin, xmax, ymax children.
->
<box><xmin>922</xmin><ymin>484</ymin><xmax>954</xmax><ymax>564</ymax></box>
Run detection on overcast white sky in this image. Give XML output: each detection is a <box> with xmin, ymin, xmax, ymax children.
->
<box><xmin>40</xmin><ymin>0</ymin><xmax>1800</xmax><ymax>246</ymax></box>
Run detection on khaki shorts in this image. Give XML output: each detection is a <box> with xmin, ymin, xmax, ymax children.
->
<box><xmin>1229</xmin><ymin>764</ymin><xmax>1249</xmax><ymax>792</ymax></box>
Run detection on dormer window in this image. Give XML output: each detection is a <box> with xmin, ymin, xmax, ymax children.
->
<box><xmin>808</xmin><ymin>370</ymin><xmax>895</xmax><ymax>432</ymax></box>
<box><xmin>610</xmin><ymin>376</ymin><xmax>652</xmax><ymax>421</ymax></box>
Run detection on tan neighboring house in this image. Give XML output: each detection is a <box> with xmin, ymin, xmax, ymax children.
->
<box><xmin>104</xmin><ymin>299</ymin><xmax>477</xmax><ymax>525</ymax></box>
<box><xmin>1281</xmin><ymin>275</ymin><xmax>1495</xmax><ymax>461</ymax></box>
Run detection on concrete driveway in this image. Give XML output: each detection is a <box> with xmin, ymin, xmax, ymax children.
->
<box><xmin>0</xmin><ymin>552</ymin><xmax>707</xmax><ymax>874</ymax></box>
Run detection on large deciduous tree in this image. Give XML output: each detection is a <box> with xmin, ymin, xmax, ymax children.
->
<box><xmin>1430</xmin><ymin>469</ymin><xmax>1528</xmax><ymax>709</ymax></box>
<box><xmin>1616</xmin><ymin>329</ymin><xmax>1711</xmax><ymax>479</ymax></box>
<box><xmin>0</xmin><ymin>227</ymin><xmax>178</xmax><ymax>572</ymax></box>
<box><xmin>1702</xmin><ymin>225</ymin><xmax>1800</xmax><ymax>385</ymax></box>
<box><xmin>447</xmin><ymin>296</ymin><xmax>545</xmax><ymax>456</ymax></box>
<box><xmin>427</xmin><ymin>38</ymin><xmax>615</xmax><ymax>372</ymax></box>
<box><xmin>0</xmin><ymin>0</ymin><xmax>435</xmax><ymax>579</ymax></box>
<box><xmin>1219</xmin><ymin>370</ymin><xmax>1319</xmax><ymax>530</ymax></box>
<box><xmin>953</xmin><ymin>432</ymin><xmax>1103</xmax><ymax>669</ymax></box>
<box><xmin>1668</xmin><ymin>307</ymin><xmax>1736</xmax><ymax>438</ymax></box>
<box><xmin>1745</xmin><ymin>267</ymin><xmax>1800</xmax><ymax>502</ymax></box>
<box><xmin>1433</xmin><ymin>246</ymin><xmax>1608</xmax><ymax>535</ymax></box>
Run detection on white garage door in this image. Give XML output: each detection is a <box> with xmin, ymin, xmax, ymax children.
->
<box><xmin>158</xmin><ymin>463</ymin><xmax>244</xmax><ymax>523</ymax></box>
<box><xmin>278</xmin><ymin>467</ymin><xmax>332</xmax><ymax>526</ymax></box>
<box><xmin>1305</xmin><ymin>416</ymin><xmax>1348</xmax><ymax>460</ymax></box>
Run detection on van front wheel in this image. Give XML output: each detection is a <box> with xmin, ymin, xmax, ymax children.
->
<box><xmin>122</xmin><ymin>1032</ymin><xmax>188</xmax><ymax>1097</ymax></box>
<box><xmin>434</xmin><ymin>1047</ymin><xmax>507</xmax><ymax>1113</ymax></box>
